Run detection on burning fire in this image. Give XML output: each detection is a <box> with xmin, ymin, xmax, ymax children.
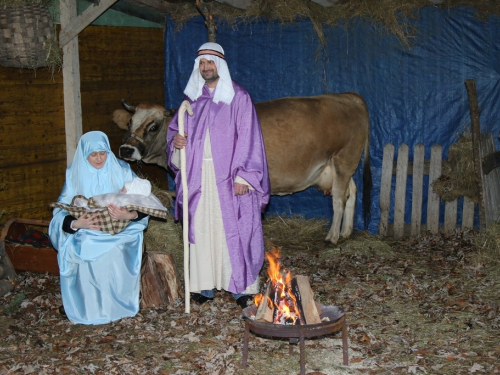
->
<box><xmin>254</xmin><ymin>247</ymin><xmax>302</xmax><ymax>325</ymax></box>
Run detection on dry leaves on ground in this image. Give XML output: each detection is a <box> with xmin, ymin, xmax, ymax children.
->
<box><xmin>1</xmin><ymin>218</ymin><xmax>500</xmax><ymax>375</ymax></box>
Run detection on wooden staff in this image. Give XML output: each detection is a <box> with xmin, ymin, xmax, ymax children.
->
<box><xmin>178</xmin><ymin>100</ymin><xmax>193</xmax><ymax>313</ymax></box>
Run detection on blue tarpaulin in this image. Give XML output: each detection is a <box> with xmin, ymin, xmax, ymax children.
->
<box><xmin>164</xmin><ymin>6</ymin><xmax>500</xmax><ymax>235</ymax></box>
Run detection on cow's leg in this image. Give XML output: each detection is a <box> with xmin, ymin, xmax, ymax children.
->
<box><xmin>325</xmin><ymin>171</ymin><xmax>351</xmax><ymax>244</ymax></box>
<box><xmin>340</xmin><ymin>178</ymin><xmax>357</xmax><ymax>238</ymax></box>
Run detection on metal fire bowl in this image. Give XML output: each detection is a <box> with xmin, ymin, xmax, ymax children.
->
<box><xmin>241</xmin><ymin>304</ymin><xmax>348</xmax><ymax>373</ymax></box>
<box><xmin>242</xmin><ymin>303</ymin><xmax>345</xmax><ymax>339</ymax></box>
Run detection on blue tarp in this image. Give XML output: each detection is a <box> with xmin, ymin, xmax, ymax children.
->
<box><xmin>164</xmin><ymin>6</ymin><xmax>500</xmax><ymax>235</ymax></box>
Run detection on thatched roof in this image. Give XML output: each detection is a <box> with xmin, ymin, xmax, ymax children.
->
<box><xmin>116</xmin><ymin>0</ymin><xmax>500</xmax><ymax>46</ymax></box>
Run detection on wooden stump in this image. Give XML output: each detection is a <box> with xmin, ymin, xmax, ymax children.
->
<box><xmin>140</xmin><ymin>251</ymin><xmax>180</xmax><ymax>308</ymax></box>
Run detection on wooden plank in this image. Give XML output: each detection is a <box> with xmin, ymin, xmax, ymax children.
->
<box><xmin>411</xmin><ymin>144</ymin><xmax>425</xmax><ymax>237</ymax></box>
<box><xmin>480</xmin><ymin>133</ymin><xmax>500</xmax><ymax>224</ymax></box>
<box><xmin>462</xmin><ymin>196</ymin><xmax>475</xmax><ymax>229</ymax></box>
<box><xmin>444</xmin><ymin>199</ymin><xmax>457</xmax><ymax>234</ymax></box>
<box><xmin>393</xmin><ymin>144</ymin><xmax>409</xmax><ymax>240</ymax></box>
<box><xmin>378</xmin><ymin>143</ymin><xmax>395</xmax><ymax>236</ymax></box>
<box><xmin>427</xmin><ymin>144</ymin><xmax>442</xmax><ymax>234</ymax></box>
<box><xmin>0</xmin><ymin>144</ymin><xmax>66</xmax><ymax>167</ymax></box>
<box><xmin>59</xmin><ymin>0</ymin><xmax>118</xmax><ymax>48</ymax></box>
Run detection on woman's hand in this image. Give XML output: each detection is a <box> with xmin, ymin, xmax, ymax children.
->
<box><xmin>73</xmin><ymin>212</ymin><xmax>101</xmax><ymax>231</ymax></box>
<box><xmin>108</xmin><ymin>204</ymin><xmax>137</xmax><ymax>220</ymax></box>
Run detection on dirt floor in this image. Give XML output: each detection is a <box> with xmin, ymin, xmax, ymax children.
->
<box><xmin>1</xmin><ymin>217</ymin><xmax>500</xmax><ymax>375</ymax></box>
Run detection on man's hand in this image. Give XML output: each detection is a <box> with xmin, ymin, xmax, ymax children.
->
<box><xmin>234</xmin><ymin>182</ymin><xmax>249</xmax><ymax>196</ymax></box>
<box><xmin>108</xmin><ymin>204</ymin><xmax>137</xmax><ymax>220</ymax></box>
<box><xmin>173</xmin><ymin>133</ymin><xmax>188</xmax><ymax>149</ymax></box>
<box><xmin>73</xmin><ymin>212</ymin><xmax>101</xmax><ymax>231</ymax></box>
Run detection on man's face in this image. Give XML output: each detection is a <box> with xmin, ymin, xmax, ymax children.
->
<box><xmin>199</xmin><ymin>58</ymin><xmax>219</xmax><ymax>84</ymax></box>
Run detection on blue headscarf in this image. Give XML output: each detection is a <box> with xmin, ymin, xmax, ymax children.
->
<box><xmin>57</xmin><ymin>131</ymin><xmax>134</xmax><ymax>204</ymax></box>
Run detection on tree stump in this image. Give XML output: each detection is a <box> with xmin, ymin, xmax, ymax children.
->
<box><xmin>140</xmin><ymin>252</ymin><xmax>180</xmax><ymax>308</ymax></box>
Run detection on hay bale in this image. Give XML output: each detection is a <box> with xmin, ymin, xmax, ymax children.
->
<box><xmin>432</xmin><ymin>133</ymin><xmax>479</xmax><ymax>203</ymax></box>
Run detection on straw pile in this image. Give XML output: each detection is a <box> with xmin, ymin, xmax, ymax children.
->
<box><xmin>432</xmin><ymin>132</ymin><xmax>479</xmax><ymax>203</ymax></box>
<box><xmin>170</xmin><ymin>0</ymin><xmax>500</xmax><ymax>47</ymax></box>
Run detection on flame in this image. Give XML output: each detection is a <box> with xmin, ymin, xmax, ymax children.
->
<box><xmin>254</xmin><ymin>247</ymin><xmax>302</xmax><ymax>325</ymax></box>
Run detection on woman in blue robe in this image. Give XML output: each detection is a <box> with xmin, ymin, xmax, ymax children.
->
<box><xmin>49</xmin><ymin>131</ymin><xmax>149</xmax><ymax>325</ymax></box>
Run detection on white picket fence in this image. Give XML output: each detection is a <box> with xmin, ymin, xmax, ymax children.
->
<box><xmin>378</xmin><ymin>143</ymin><xmax>477</xmax><ymax>239</ymax></box>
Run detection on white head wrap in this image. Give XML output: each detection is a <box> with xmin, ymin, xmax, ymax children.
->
<box><xmin>124</xmin><ymin>177</ymin><xmax>152</xmax><ymax>196</ymax></box>
<box><xmin>183</xmin><ymin>42</ymin><xmax>235</xmax><ymax>105</ymax></box>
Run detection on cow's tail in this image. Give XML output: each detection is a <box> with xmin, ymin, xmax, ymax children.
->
<box><xmin>363</xmin><ymin>130</ymin><xmax>372</xmax><ymax>229</ymax></box>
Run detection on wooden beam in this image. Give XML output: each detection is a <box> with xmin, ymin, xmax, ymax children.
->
<box><xmin>60</xmin><ymin>0</ymin><xmax>82</xmax><ymax>165</ymax></box>
<box><xmin>59</xmin><ymin>0</ymin><xmax>118</xmax><ymax>48</ymax></box>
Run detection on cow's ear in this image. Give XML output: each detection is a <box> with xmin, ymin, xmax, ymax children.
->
<box><xmin>113</xmin><ymin>109</ymin><xmax>132</xmax><ymax>130</ymax></box>
<box><xmin>165</xmin><ymin>108</ymin><xmax>176</xmax><ymax>118</ymax></box>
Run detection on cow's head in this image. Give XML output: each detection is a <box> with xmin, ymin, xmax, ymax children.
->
<box><xmin>113</xmin><ymin>99</ymin><xmax>175</xmax><ymax>170</ymax></box>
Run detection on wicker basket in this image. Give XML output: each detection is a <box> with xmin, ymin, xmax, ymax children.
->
<box><xmin>0</xmin><ymin>4</ymin><xmax>55</xmax><ymax>69</ymax></box>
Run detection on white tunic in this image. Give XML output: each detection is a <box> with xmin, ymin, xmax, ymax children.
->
<box><xmin>189</xmin><ymin>129</ymin><xmax>259</xmax><ymax>295</ymax></box>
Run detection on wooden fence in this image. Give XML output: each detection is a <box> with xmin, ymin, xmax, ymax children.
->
<box><xmin>378</xmin><ymin>142</ymin><xmax>477</xmax><ymax>239</ymax></box>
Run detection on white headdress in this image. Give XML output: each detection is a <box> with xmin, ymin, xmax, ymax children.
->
<box><xmin>183</xmin><ymin>42</ymin><xmax>235</xmax><ymax>105</ymax></box>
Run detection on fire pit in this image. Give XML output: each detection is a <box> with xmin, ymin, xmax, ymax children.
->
<box><xmin>241</xmin><ymin>303</ymin><xmax>348</xmax><ymax>375</ymax></box>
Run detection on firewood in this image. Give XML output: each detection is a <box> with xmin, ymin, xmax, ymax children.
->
<box><xmin>255</xmin><ymin>283</ymin><xmax>274</xmax><ymax>323</ymax></box>
<box><xmin>140</xmin><ymin>252</ymin><xmax>180</xmax><ymax>308</ymax></box>
<box><xmin>291</xmin><ymin>275</ymin><xmax>321</xmax><ymax>324</ymax></box>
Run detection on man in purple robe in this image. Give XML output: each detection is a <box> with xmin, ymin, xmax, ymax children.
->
<box><xmin>166</xmin><ymin>42</ymin><xmax>270</xmax><ymax>308</ymax></box>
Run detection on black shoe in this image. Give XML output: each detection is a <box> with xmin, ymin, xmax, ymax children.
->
<box><xmin>236</xmin><ymin>295</ymin><xmax>254</xmax><ymax>309</ymax></box>
<box><xmin>58</xmin><ymin>305</ymin><xmax>67</xmax><ymax>317</ymax></box>
<box><xmin>190</xmin><ymin>293</ymin><xmax>213</xmax><ymax>305</ymax></box>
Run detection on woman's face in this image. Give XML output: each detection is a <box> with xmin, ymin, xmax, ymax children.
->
<box><xmin>88</xmin><ymin>151</ymin><xmax>108</xmax><ymax>169</ymax></box>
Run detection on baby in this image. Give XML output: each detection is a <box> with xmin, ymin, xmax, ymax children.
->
<box><xmin>119</xmin><ymin>177</ymin><xmax>152</xmax><ymax>196</ymax></box>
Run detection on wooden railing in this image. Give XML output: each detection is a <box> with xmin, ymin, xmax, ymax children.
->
<box><xmin>378</xmin><ymin>142</ymin><xmax>477</xmax><ymax>239</ymax></box>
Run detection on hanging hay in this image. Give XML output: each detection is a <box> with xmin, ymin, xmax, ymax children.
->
<box><xmin>432</xmin><ymin>132</ymin><xmax>479</xmax><ymax>203</ymax></box>
<box><xmin>169</xmin><ymin>0</ymin><xmax>500</xmax><ymax>48</ymax></box>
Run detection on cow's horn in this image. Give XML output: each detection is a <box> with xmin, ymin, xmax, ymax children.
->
<box><xmin>121</xmin><ymin>99</ymin><xmax>136</xmax><ymax>113</ymax></box>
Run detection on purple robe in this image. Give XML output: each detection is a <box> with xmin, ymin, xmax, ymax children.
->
<box><xmin>167</xmin><ymin>81</ymin><xmax>270</xmax><ymax>293</ymax></box>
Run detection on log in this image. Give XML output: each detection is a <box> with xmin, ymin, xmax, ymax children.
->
<box><xmin>290</xmin><ymin>275</ymin><xmax>321</xmax><ymax>325</ymax></box>
<box><xmin>255</xmin><ymin>283</ymin><xmax>274</xmax><ymax>323</ymax></box>
<box><xmin>140</xmin><ymin>252</ymin><xmax>180</xmax><ymax>308</ymax></box>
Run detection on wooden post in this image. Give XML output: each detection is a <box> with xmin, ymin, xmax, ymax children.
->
<box><xmin>196</xmin><ymin>0</ymin><xmax>217</xmax><ymax>42</ymax></box>
<box><xmin>59</xmin><ymin>0</ymin><xmax>118</xmax><ymax>164</ymax></box>
<box><xmin>394</xmin><ymin>144</ymin><xmax>409</xmax><ymax>239</ymax></box>
<box><xmin>410</xmin><ymin>144</ymin><xmax>424</xmax><ymax>237</ymax></box>
<box><xmin>465</xmin><ymin>79</ymin><xmax>486</xmax><ymax>229</ymax></box>
<box><xmin>427</xmin><ymin>144</ymin><xmax>442</xmax><ymax>234</ymax></box>
<box><xmin>379</xmin><ymin>143</ymin><xmax>395</xmax><ymax>237</ymax></box>
<box><xmin>60</xmin><ymin>0</ymin><xmax>82</xmax><ymax>165</ymax></box>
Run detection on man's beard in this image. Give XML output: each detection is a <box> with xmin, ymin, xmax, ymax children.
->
<box><xmin>201</xmin><ymin>70</ymin><xmax>219</xmax><ymax>83</ymax></box>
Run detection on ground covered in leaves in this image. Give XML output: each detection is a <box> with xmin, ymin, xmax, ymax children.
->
<box><xmin>1</xmin><ymin>217</ymin><xmax>500</xmax><ymax>375</ymax></box>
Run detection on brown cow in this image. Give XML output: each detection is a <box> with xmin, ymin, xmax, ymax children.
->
<box><xmin>114</xmin><ymin>93</ymin><xmax>371</xmax><ymax>244</ymax></box>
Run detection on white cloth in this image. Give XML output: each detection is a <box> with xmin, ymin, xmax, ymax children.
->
<box><xmin>183</xmin><ymin>42</ymin><xmax>235</xmax><ymax>105</ymax></box>
<box><xmin>124</xmin><ymin>177</ymin><xmax>151</xmax><ymax>196</ymax></box>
